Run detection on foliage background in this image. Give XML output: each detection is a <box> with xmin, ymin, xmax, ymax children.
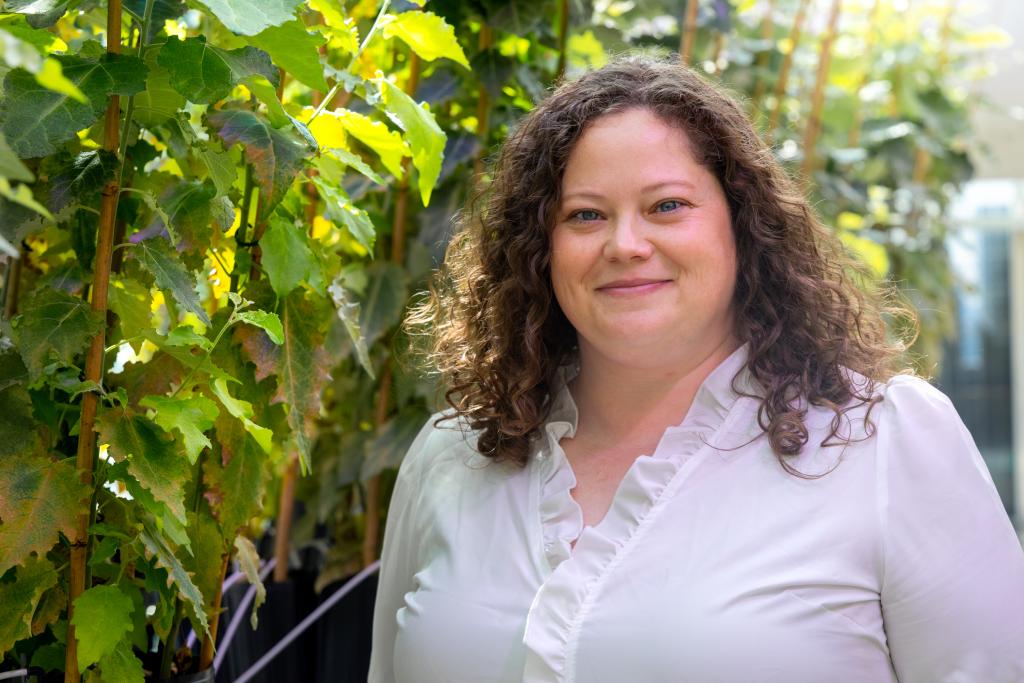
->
<box><xmin>0</xmin><ymin>0</ymin><xmax>1008</xmax><ymax>680</ymax></box>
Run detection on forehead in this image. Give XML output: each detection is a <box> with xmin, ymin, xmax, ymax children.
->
<box><xmin>561</xmin><ymin>108</ymin><xmax>707</xmax><ymax>190</ymax></box>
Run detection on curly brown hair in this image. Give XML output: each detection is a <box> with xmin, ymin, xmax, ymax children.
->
<box><xmin>405</xmin><ymin>54</ymin><xmax>914</xmax><ymax>477</ymax></box>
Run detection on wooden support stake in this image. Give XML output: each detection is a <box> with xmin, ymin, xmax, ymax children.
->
<box><xmin>767</xmin><ymin>0</ymin><xmax>811</xmax><ymax>137</ymax></box>
<box><xmin>800</xmin><ymin>0</ymin><xmax>842</xmax><ymax>182</ymax></box>
<box><xmin>680</xmin><ymin>0</ymin><xmax>699</xmax><ymax>64</ymax></box>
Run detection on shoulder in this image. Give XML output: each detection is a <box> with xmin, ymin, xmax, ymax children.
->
<box><xmin>876</xmin><ymin>372</ymin><xmax>958</xmax><ymax>427</ymax></box>
<box><xmin>398</xmin><ymin>409</ymin><xmax>485</xmax><ymax>481</ymax></box>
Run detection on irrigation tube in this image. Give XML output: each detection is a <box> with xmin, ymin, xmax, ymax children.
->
<box><xmin>232</xmin><ymin>559</ymin><xmax>380</xmax><ymax>683</ymax></box>
<box><xmin>0</xmin><ymin>670</ymin><xmax>27</xmax><ymax>681</ymax></box>
<box><xmin>212</xmin><ymin>557</ymin><xmax>277</xmax><ymax>673</ymax></box>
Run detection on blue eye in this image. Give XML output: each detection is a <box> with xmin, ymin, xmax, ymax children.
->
<box><xmin>655</xmin><ymin>200</ymin><xmax>684</xmax><ymax>213</ymax></box>
<box><xmin>571</xmin><ymin>209</ymin><xmax>601</xmax><ymax>221</ymax></box>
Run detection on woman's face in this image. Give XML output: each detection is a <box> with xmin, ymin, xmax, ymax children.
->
<box><xmin>550</xmin><ymin>107</ymin><xmax>738</xmax><ymax>366</ymax></box>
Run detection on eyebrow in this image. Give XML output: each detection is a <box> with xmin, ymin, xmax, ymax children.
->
<box><xmin>561</xmin><ymin>180</ymin><xmax>698</xmax><ymax>202</ymax></box>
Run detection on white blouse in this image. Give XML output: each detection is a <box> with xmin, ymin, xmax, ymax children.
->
<box><xmin>368</xmin><ymin>343</ymin><xmax>1024</xmax><ymax>682</ymax></box>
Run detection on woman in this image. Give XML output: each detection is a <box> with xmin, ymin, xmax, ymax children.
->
<box><xmin>369</xmin><ymin>55</ymin><xmax>1024</xmax><ymax>682</ymax></box>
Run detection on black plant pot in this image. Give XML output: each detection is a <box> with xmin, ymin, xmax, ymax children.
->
<box><xmin>167</xmin><ymin>668</ymin><xmax>215</xmax><ymax>683</ymax></box>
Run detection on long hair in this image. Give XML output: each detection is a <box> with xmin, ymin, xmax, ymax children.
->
<box><xmin>405</xmin><ymin>54</ymin><xmax>914</xmax><ymax>476</ymax></box>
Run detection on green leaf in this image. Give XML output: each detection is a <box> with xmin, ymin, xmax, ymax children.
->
<box><xmin>156</xmin><ymin>36</ymin><xmax>278</xmax><ymax>104</ymax></box>
<box><xmin>205</xmin><ymin>414</ymin><xmax>267</xmax><ymax>537</ymax></box>
<box><xmin>312</xmin><ymin>177</ymin><xmax>376</xmax><ymax>252</ymax></box>
<box><xmin>163</xmin><ymin>324</ymin><xmax>213</xmax><ymax>351</ymax></box>
<box><xmin>3</xmin><ymin>0</ymin><xmax>70</xmax><ymax>28</ymax></box>
<box><xmin>108</xmin><ymin>277</ymin><xmax>153</xmax><ymax>339</ymax></box>
<box><xmin>71</xmin><ymin>584</ymin><xmax>134</xmax><ymax>672</ymax></box>
<box><xmin>376</xmin><ymin>78</ymin><xmax>445</xmax><ymax>205</ymax></box>
<box><xmin>195</xmin><ymin>0</ymin><xmax>304</xmax><ymax>36</ymax></box>
<box><xmin>98</xmin><ymin>640</ymin><xmax>145</xmax><ymax>683</ymax></box>
<box><xmin>248</xmin><ymin>19</ymin><xmax>328</xmax><ymax>91</ymax></box>
<box><xmin>139</xmin><ymin>524</ymin><xmax>209</xmax><ymax>638</ymax></box>
<box><xmin>10</xmin><ymin>287</ymin><xmax>104</xmax><ymax>378</ymax></box>
<box><xmin>233</xmin><ymin>535</ymin><xmax>265</xmax><ymax>629</ymax></box>
<box><xmin>0</xmin><ymin>555</ymin><xmax>57</xmax><ymax>656</ymax></box>
<box><xmin>380</xmin><ymin>11</ymin><xmax>470</xmax><ymax>68</ymax></box>
<box><xmin>318</xmin><ymin>147</ymin><xmax>384</xmax><ymax>185</ymax></box>
<box><xmin>260</xmin><ymin>215</ymin><xmax>318</xmax><ymax>297</ymax></box>
<box><xmin>208</xmin><ymin>108</ymin><xmax>308</xmax><ymax>217</ymax></box>
<box><xmin>0</xmin><ymin>131</ymin><xmax>33</xmax><ymax>181</ymax></box>
<box><xmin>139</xmin><ymin>394</ymin><xmax>219</xmax><ymax>464</ymax></box>
<box><xmin>210</xmin><ymin>378</ymin><xmax>273</xmax><ymax>453</ymax></box>
<box><xmin>181</xmin><ymin>510</ymin><xmax>225</xmax><ymax>619</ymax></box>
<box><xmin>358</xmin><ymin>261</ymin><xmax>409</xmax><ymax>347</ymax></box>
<box><xmin>48</xmin><ymin>150</ymin><xmax>118</xmax><ymax>216</ymax></box>
<box><xmin>0</xmin><ymin>373</ymin><xmax>37</xmax><ymax>458</ymax></box>
<box><xmin>329</xmin><ymin>109</ymin><xmax>408</xmax><ymax>179</ymax></box>
<box><xmin>151</xmin><ymin>180</ymin><xmax>233</xmax><ymax>251</ymax></box>
<box><xmin>197</xmin><ymin>142</ymin><xmax>237</xmax><ymax>197</ymax></box>
<box><xmin>0</xmin><ymin>177</ymin><xmax>51</xmax><ymax>225</ymax></box>
<box><xmin>275</xmin><ymin>291</ymin><xmax>331</xmax><ymax>473</ymax></box>
<box><xmin>327</xmin><ymin>275</ymin><xmax>373</xmax><ymax>378</ymax></box>
<box><xmin>132</xmin><ymin>238</ymin><xmax>211</xmax><ymax>326</ymax></box>
<box><xmin>134</xmin><ymin>46</ymin><xmax>186</xmax><ymax>128</ymax></box>
<box><xmin>0</xmin><ymin>451</ymin><xmax>88</xmax><ymax>576</ymax></box>
<box><xmin>236</xmin><ymin>309</ymin><xmax>283</xmax><ymax>344</ymax></box>
<box><xmin>158</xmin><ymin>344</ymin><xmax>238</xmax><ymax>384</ymax></box>
<box><xmin>0</xmin><ymin>52</ymin><xmax>147</xmax><ymax>158</ymax></box>
<box><xmin>244</xmin><ymin>74</ymin><xmax>289</xmax><ymax>128</ymax></box>
<box><xmin>97</xmin><ymin>409</ymin><xmax>189</xmax><ymax>525</ymax></box>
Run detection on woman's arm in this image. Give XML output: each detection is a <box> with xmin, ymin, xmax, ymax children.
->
<box><xmin>878</xmin><ymin>376</ymin><xmax>1024</xmax><ymax>682</ymax></box>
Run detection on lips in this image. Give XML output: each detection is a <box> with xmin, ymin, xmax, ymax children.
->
<box><xmin>596</xmin><ymin>278</ymin><xmax>672</xmax><ymax>295</ymax></box>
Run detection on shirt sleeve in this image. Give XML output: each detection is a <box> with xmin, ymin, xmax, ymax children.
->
<box><xmin>878</xmin><ymin>375</ymin><xmax>1024</xmax><ymax>682</ymax></box>
<box><xmin>368</xmin><ymin>417</ymin><xmax>436</xmax><ymax>683</ymax></box>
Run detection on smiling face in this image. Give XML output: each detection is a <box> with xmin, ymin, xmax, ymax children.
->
<box><xmin>550</xmin><ymin>107</ymin><xmax>739</xmax><ymax>367</ymax></box>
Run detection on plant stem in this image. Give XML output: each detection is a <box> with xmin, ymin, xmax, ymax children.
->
<box><xmin>170</xmin><ymin>306</ymin><xmax>238</xmax><ymax>399</ymax></box>
<box><xmin>555</xmin><ymin>0</ymin><xmax>569</xmax><ymax>82</ymax></box>
<box><xmin>800</xmin><ymin>0</ymin><xmax>842</xmax><ymax>182</ymax></box>
<box><xmin>160</xmin><ymin>600</ymin><xmax>185</xmax><ymax>679</ymax></box>
<box><xmin>309</xmin><ymin>0</ymin><xmax>392</xmax><ymax>123</ymax></box>
<box><xmin>66</xmin><ymin>3</ymin><xmax>123</xmax><ymax>681</ymax></box>
<box><xmin>680</xmin><ymin>0</ymin><xmax>700</xmax><ymax>64</ymax></box>
<box><xmin>767</xmin><ymin>0</ymin><xmax>810</xmax><ymax>138</ymax></box>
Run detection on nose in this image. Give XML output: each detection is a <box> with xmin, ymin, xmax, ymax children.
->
<box><xmin>602</xmin><ymin>214</ymin><xmax>654</xmax><ymax>262</ymax></box>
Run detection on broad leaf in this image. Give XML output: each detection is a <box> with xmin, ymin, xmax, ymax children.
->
<box><xmin>70</xmin><ymin>584</ymin><xmax>134</xmax><ymax>672</ymax></box>
<box><xmin>318</xmin><ymin>147</ymin><xmax>385</xmax><ymax>185</ymax></box>
<box><xmin>150</xmin><ymin>180</ymin><xmax>233</xmax><ymax>252</ymax></box>
<box><xmin>204</xmin><ymin>414</ymin><xmax>267</xmax><ymax>537</ymax></box>
<box><xmin>97</xmin><ymin>410</ymin><xmax>189</xmax><ymax>525</ymax></box>
<box><xmin>195</xmin><ymin>0</ymin><xmax>304</xmax><ymax>36</ymax></box>
<box><xmin>260</xmin><ymin>216</ymin><xmax>318</xmax><ymax>297</ymax></box>
<box><xmin>139</xmin><ymin>394</ymin><xmax>219</xmax><ymax>464</ymax></box>
<box><xmin>236</xmin><ymin>309</ymin><xmax>284</xmax><ymax>344</ymax></box>
<box><xmin>10</xmin><ymin>287</ymin><xmax>104</xmax><ymax>378</ymax></box>
<box><xmin>248</xmin><ymin>19</ymin><xmax>328</xmax><ymax>91</ymax></box>
<box><xmin>0</xmin><ymin>378</ymin><xmax>37</xmax><ymax>458</ymax></box>
<box><xmin>327</xmin><ymin>275</ymin><xmax>373</xmax><ymax>378</ymax></box>
<box><xmin>210</xmin><ymin>377</ymin><xmax>272</xmax><ymax>453</ymax></box>
<box><xmin>139</xmin><ymin>524</ymin><xmax>209</xmax><ymax>637</ymax></box>
<box><xmin>376</xmin><ymin>78</ymin><xmax>445</xmax><ymax>205</ymax></box>
<box><xmin>157</xmin><ymin>36</ymin><xmax>278</xmax><ymax>104</ymax></box>
<box><xmin>233</xmin><ymin>324</ymin><xmax>278</xmax><ymax>382</ymax></box>
<box><xmin>47</xmin><ymin>149</ymin><xmax>118</xmax><ymax>216</ymax></box>
<box><xmin>181</xmin><ymin>510</ymin><xmax>226</xmax><ymax>619</ymax></box>
<box><xmin>233</xmin><ymin>536</ymin><xmax>265</xmax><ymax>629</ymax></box>
<box><xmin>98</xmin><ymin>641</ymin><xmax>145</xmax><ymax>683</ymax></box>
<box><xmin>312</xmin><ymin>177</ymin><xmax>375</xmax><ymax>252</ymax></box>
<box><xmin>243</xmin><ymin>74</ymin><xmax>290</xmax><ymax>128</ymax></box>
<box><xmin>131</xmin><ymin>238</ymin><xmax>211</xmax><ymax>326</ymax></box>
<box><xmin>208</xmin><ymin>108</ymin><xmax>308</xmax><ymax>217</ymax></box>
<box><xmin>108</xmin><ymin>277</ymin><xmax>153</xmax><ymax>338</ymax></box>
<box><xmin>133</xmin><ymin>47</ymin><xmax>186</xmax><ymax>127</ymax></box>
<box><xmin>0</xmin><ymin>451</ymin><xmax>85</xmax><ymax>576</ymax></box>
<box><xmin>4</xmin><ymin>0</ymin><xmax>70</xmax><ymax>28</ymax></box>
<box><xmin>0</xmin><ymin>52</ymin><xmax>147</xmax><ymax>158</ymax></box>
<box><xmin>358</xmin><ymin>261</ymin><xmax>409</xmax><ymax>348</ymax></box>
<box><xmin>380</xmin><ymin>11</ymin><xmax>470</xmax><ymax>68</ymax></box>
<box><xmin>30</xmin><ymin>582</ymin><xmax>65</xmax><ymax>636</ymax></box>
<box><xmin>163</xmin><ymin>324</ymin><xmax>213</xmax><ymax>351</ymax></box>
<box><xmin>329</xmin><ymin>109</ymin><xmax>408</xmax><ymax>179</ymax></box>
<box><xmin>0</xmin><ymin>130</ymin><xmax>33</xmax><ymax>181</ymax></box>
<box><xmin>275</xmin><ymin>291</ymin><xmax>331</xmax><ymax>473</ymax></box>
<box><xmin>0</xmin><ymin>555</ymin><xmax>57</xmax><ymax>656</ymax></box>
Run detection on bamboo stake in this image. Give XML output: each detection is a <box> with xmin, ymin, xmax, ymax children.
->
<box><xmin>767</xmin><ymin>0</ymin><xmax>811</xmax><ymax>137</ymax></box>
<box><xmin>555</xmin><ymin>0</ymin><xmax>569</xmax><ymax>82</ymax></box>
<box><xmin>199</xmin><ymin>554</ymin><xmax>231</xmax><ymax>670</ymax></box>
<box><xmin>847</xmin><ymin>0</ymin><xmax>882</xmax><ymax>148</ymax></box>
<box><xmin>3</xmin><ymin>256</ymin><xmax>22</xmax><ymax>319</ymax></box>
<box><xmin>473</xmin><ymin>25</ymin><xmax>493</xmax><ymax>184</ymax></box>
<box><xmin>680</xmin><ymin>0</ymin><xmax>699</xmax><ymax>64</ymax></box>
<box><xmin>800</xmin><ymin>0</ymin><xmax>842</xmax><ymax>181</ymax></box>
<box><xmin>66</xmin><ymin>2</ymin><xmax>122</xmax><ymax>681</ymax></box>
<box><xmin>750</xmin><ymin>0</ymin><xmax>775</xmax><ymax>121</ymax></box>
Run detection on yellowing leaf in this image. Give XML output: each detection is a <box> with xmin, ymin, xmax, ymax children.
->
<box><xmin>35</xmin><ymin>57</ymin><xmax>88</xmax><ymax>103</ymax></box>
<box><xmin>840</xmin><ymin>231</ymin><xmax>889</xmax><ymax>278</ymax></box>
<box><xmin>380</xmin><ymin>11</ymin><xmax>470</xmax><ymax>68</ymax></box>
<box><xmin>307</xmin><ymin>110</ymin><xmax>348</xmax><ymax>149</ymax></box>
<box><xmin>210</xmin><ymin>378</ymin><xmax>273</xmax><ymax>454</ymax></box>
<box><xmin>333</xmin><ymin>109</ymin><xmax>409</xmax><ymax>178</ymax></box>
<box><xmin>837</xmin><ymin>211</ymin><xmax>864</xmax><ymax>231</ymax></box>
